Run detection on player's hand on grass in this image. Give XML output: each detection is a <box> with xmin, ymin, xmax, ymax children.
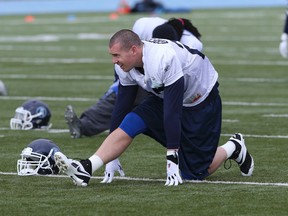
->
<box><xmin>165</xmin><ymin>150</ymin><xmax>183</xmax><ymax>186</ymax></box>
<box><xmin>279</xmin><ymin>33</ymin><xmax>288</xmax><ymax>58</ymax></box>
<box><xmin>101</xmin><ymin>158</ymin><xmax>125</xmax><ymax>183</ymax></box>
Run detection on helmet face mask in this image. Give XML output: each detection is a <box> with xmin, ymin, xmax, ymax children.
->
<box><xmin>17</xmin><ymin>139</ymin><xmax>60</xmax><ymax>176</ymax></box>
<box><xmin>17</xmin><ymin>147</ymin><xmax>54</xmax><ymax>176</ymax></box>
<box><xmin>10</xmin><ymin>107</ymin><xmax>40</xmax><ymax>130</ymax></box>
<box><xmin>10</xmin><ymin>99</ymin><xmax>51</xmax><ymax>130</ymax></box>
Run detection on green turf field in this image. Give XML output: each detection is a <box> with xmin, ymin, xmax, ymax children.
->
<box><xmin>0</xmin><ymin>7</ymin><xmax>288</xmax><ymax>216</ymax></box>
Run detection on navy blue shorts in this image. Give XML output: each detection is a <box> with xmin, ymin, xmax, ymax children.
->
<box><xmin>133</xmin><ymin>84</ymin><xmax>222</xmax><ymax>180</ymax></box>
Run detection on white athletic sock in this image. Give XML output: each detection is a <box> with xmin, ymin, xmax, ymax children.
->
<box><xmin>89</xmin><ymin>154</ymin><xmax>104</xmax><ymax>173</ymax></box>
<box><xmin>220</xmin><ymin>141</ymin><xmax>236</xmax><ymax>159</ymax></box>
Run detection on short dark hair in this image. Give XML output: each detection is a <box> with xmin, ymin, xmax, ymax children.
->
<box><xmin>109</xmin><ymin>29</ymin><xmax>142</xmax><ymax>50</ymax></box>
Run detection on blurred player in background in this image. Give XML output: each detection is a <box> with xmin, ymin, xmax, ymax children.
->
<box><xmin>132</xmin><ymin>17</ymin><xmax>202</xmax><ymax>50</ymax></box>
<box><xmin>130</xmin><ymin>0</ymin><xmax>165</xmax><ymax>13</ymax></box>
<box><xmin>65</xmin><ymin>76</ymin><xmax>149</xmax><ymax>139</ymax></box>
<box><xmin>279</xmin><ymin>7</ymin><xmax>288</xmax><ymax>58</ymax></box>
<box><xmin>55</xmin><ymin>29</ymin><xmax>254</xmax><ymax>187</ymax></box>
<box><xmin>0</xmin><ymin>80</ymin><xmax>8</xmax><ymax>96</ymax></box>
<box><xmin>65</xmin><ymin>17</ymin><xmax>203</xmax><ymax>139</ymax></box>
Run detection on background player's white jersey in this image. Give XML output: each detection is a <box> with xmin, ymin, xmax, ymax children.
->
<box><xmin>115</xmin><ymin>39</ymin><xmax>218</xmax><ymax>107</ymax></box>
<box><xmin>132</xmin><ymin>17</ymin><xmax>166</xmax><ymax>41</ymax></box>
<box><xmin>132</xmin><ymin>17</ymin><xmax>203</xmax><ymax>51</ymax></box>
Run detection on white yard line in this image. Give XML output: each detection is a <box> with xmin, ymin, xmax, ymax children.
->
<box><xmin>0</xmin><ymin>74</ymin><xmax>114</xmax><ymax>80</ymax></box>
<box><xmin>0</xmin><ymin>127</ymin><xmax>287</xmax><ymax>139</ymax></box>
<box><xmin>263</xmin><ymin>114</ymin><xmax>288</xmax><ymax>117</ymax></box>
<box><xmin>0</xmin><ymin>57</ymin><xmax>110</xmax><ymax>64</ymax></box>
<box><xmin>1</xmin><ymin>74</ymin><xmax>286</xmax><ymax>83</ymax></box>
<box><xmin>1</xmin><ymin>96</ymin><xmax>288</xmax><ymax>107</ymax></box>
<box><xmin>0</xmin><ymin>171</ymin><xmax>287</xmax><ymax>187</ymax></box>
<box><xmin>0</xmin><ymin>33</ymin><xmax>111</xmax><ymax>42</ymax></box>
<box><xmin>0</xmin><ymin>96</ymin><xmax>97</xmax><ymax>102</ymax></box>
<box><xmin>1</xmin><ymin>57</ymin><xmax>287</xmax><ymax>66</ymax></box>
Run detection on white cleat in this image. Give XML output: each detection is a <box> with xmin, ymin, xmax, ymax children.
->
<box><xmin>229</xmin><ymin>133</ymin><xmax>254</xmax><ymax>176</ymax></box>
<box><xmin>54</xmin><ymin>152</ymin><xmax>91</xmax><ymax>186</ymax></box>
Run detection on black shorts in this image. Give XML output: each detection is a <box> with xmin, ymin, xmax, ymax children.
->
<box><xmin>133</xmin><ymin>84</ymin><xmax>222</xmax><ymax>180</ymax></box>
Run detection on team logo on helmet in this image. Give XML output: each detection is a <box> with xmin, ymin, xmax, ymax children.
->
<box><xmin>36</xmin><ymin>106</ymin><xmax>48</xmax><ymax>118</ymax></box>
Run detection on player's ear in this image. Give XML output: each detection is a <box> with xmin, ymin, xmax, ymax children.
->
<box><xmin>131</xmin><ymin>45</ymin><xmax>137</xmax><ymax>54</ymax></box>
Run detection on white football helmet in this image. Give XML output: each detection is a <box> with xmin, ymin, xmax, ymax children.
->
<box><xmin>10</xmin><ymin>99</ymin><xmax>52</xmax><ymax>130</ymax></box>
<box><xmin>17</xmin><ymin>139</ymin><xmax>60</xmax><ymax>176</ymax></box>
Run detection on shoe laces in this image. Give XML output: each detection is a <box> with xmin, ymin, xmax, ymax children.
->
<box><xmin>224</xmin><ymin>159</ymin><xmax>232</xmax><ymax>170</ymax></box>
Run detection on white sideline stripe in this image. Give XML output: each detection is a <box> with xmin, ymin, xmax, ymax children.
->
<box><xmin>0</xmin><ymin>57</ymin><xmax>110</xmax><ymax>64</ymax></box>
<box><xmin>0</xmin><ymin>57</ymin><xmax>288</xmax><ymax>66</ymax></box>
<box><xmin>236</xmin><ymin>78</ymin><xmax>288</xmax><ymax>83</ymax></box>
<box><xmin>221</xmin><ymin>134</ymin><xmax>288</xmax><ymax>139</ymax></box>
<box><xmin>48</xmin><ymin>129</ymin><xmax>69</xmax><ymax>133</ymax></box>
<box><xmin>1</xmin><ymin>74</ymin><xmax>286</xmax><ymax>83</ymax></box>
<box><xmin>0</xmin><ymin>171</ymin><xmax>287</xmax><ymax>187</ymax></box>
<box><xmin>222</xmin><ymin>101</ymin><xmax>288</xmax><ymax>107</ymax></box>
<box><xmin>1</xmin><ymin>96</ymin><xmax>288</xmax><ymax>107</ymax></box>
<box><xmin>0</xmin><ymin>45</ymin><xmax>107</xmax><ymax>52</ymax></box>
<box><xmin>222</xmin><ymin>119</ymin><xmax>239</xmax><ymax>123</ymax></box>
<box><xmin>0</xmin><ymin>74</ymin><xmax>114</xmax><ymax>80</ymax></box>
<box><xmin>0</xmin><ymin>127</ymin><xmax>287</xmax><ymax>139</ymax></box>
<box><xmin>263</xmin><ymin>114</ymin><xmax>288</xmax><ymax>117</ymax></box>
<box><xmin>0</xmin><ymin>33</ymin><xmax>111</xmax><ymax>42</ymax></box>
<box><xmin>0</xmin><ymin>34</ymin><xmax>280</xmax><ymax>43</ymax></box>
<box><xmin>0</xmin><ymin>96</ymin><xmax>98</xmax><ymax>102</ymax></box>
<box><xmin>214</xmin><ymin>60</ymin><xmax>288</xmax><ymax>66</ymax></box>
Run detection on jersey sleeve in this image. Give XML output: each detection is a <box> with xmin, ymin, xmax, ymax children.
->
<box><xmin>163</xmin><ymin>77</ymin><xmax>184</xmax><ymax>149</ymax></box>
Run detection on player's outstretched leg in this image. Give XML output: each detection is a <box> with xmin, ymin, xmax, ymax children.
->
<box><xmin>65</xmin><ymin>105</ymin><xmax>82</xmax><ymax>139</ymax></box>
<box><xmin>54</xmin><ymin>152</ymin><xmax>92</xmax><ymax>186</ymax></box>
<box><xmin>228</xmin><ymin>133</ymin><xmax>254</xmax><ymax>176</ymax></box>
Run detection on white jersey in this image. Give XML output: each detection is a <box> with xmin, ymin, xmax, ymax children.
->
<box><xmin>132</xmin><ymin>17</ymin><xmax>203</xmax><ymax>51</ymax></box>
<box><xmin>132</xmin><ymin>17</ymin><xmax>167</xmax><ymax>41</ymax></box>
<box><xmin>115</xmin><ymin>39</ymin><xmax>218</xmax><ymax>107</ymax></box>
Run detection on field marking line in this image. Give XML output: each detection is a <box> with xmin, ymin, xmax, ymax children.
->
<box><xmin>0</xmin><ymin>74</ymin><xmax>114</xmax><ymax>80</ymax></box>
<box><xmin>0</xmin><ymin>57</ymin><xmax>110</xmax><ymax>64</ymax></box>
<box><xmin>0</xmin><ymin>57</ymin><xmax>287</xmax><ymax>66</ymax></box>
<box><xmin>1</xmin><ymin>74</ymin><xmax>287</xmax><ymax>83</ymax></box>
<box><xmin>1</xmin><ymin>96</ymin><xmax>288</xmax><ymax>107</ymax></box>
<box><xmin>1</xmin><ymin>171</ymin><xmax>287</xmax><ymax>187</ymax></box>
<box><xmin>0</xmin><ymin>127</ymin><xmax>287</xmax><ymax>139</ymax></box>
<box><xmin>263</xmin><ymin>114</ymin><xmax>288</xmax><ymax>117</ymax></box>
<box><xmin>0</xmin><ymin>96</ymin><xmax>98</xmax><ymax>102</ymax></box>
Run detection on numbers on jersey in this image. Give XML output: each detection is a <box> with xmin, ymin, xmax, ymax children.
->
<box><xmin>149</xmin><ymin>38</ymin><xmax>169</xmax><ymax>44</ymax></box>
<box><xmin>148</xmin><ymin>39</ymin><xmax>205</xmax><ymax>59</ymax></box>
